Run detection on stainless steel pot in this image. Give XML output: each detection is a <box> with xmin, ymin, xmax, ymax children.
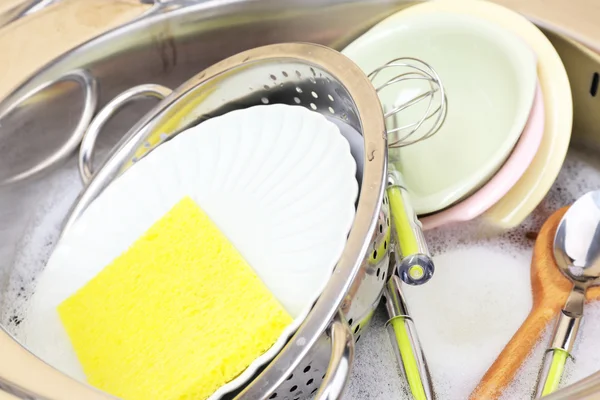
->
<box><xmin>1</xmin><ymin>1</ymin><xmax>600</xmax><ymax>399</ymax></box>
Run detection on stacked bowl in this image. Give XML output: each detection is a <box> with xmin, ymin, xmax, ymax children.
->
<box><xmin>342</xmin><ymin>0</ymin><xmax>573</xmax><ymax>231</ymax></box>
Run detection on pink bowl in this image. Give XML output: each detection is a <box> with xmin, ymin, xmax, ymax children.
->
<box><xmin>421</xmin><ymin>82</ymin><xmax>545</xmax><ymax>230</ymax></box>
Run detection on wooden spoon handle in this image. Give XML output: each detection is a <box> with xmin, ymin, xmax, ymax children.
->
<box><xmin>470</xmin><ymin>304</ymin><xmax>558</xmax><ymax>400</ymax></box>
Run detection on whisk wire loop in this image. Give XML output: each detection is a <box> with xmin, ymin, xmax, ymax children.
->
<box><xmin>369</xmin><ymin>57</ymin><xmax>447</xmax><ymax>148</ymax></box>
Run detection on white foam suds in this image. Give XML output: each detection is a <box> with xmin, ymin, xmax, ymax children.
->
<box><xmin>0</xmin><ymin>160</ymin><xmax>82</xmax><ymax>338</ymax></box>
<box><xmin>3</xmin><ymin>148</ymin><xmax>600</xmax><ymax>399</ymax></box>
<box><xmin>404</xmin><ymin>246</ymin><xmax>533</xmax><ymax>399</ymax></box>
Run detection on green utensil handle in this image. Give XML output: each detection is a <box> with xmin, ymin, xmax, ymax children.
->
<box><xmin>540</xmin><ymin>349</ymin><xmax>570</xmax><ymax>396</ymax></box>
<box><xmin>387</xmin><ymin>169</ymin><xmax>434</xmax><ymax>285</ymax></box>
<box><xmin>387</xmin><ymin>316</ymin><xmax>428</xmax><ymax>400</ymax></box>
<box><xmin>535</xmin><ymin>308</ymin><xmax>582</xmax><ymax>398</ymax></box>
<box><xmin>384</xmin><ymin>275</ymin><xmax>434</xmax><ymax>400</ymax></box>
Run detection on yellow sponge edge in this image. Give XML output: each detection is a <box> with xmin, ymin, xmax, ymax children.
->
<box><xmin>57</xmin><ymin>196</ymin><xmax>292</xmax><ymax>400</ymax></box>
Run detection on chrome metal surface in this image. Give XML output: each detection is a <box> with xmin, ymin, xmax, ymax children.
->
<box><xmin>384</xmin><ymin>274</ymin><xmax>409</xmax><ymax>320</ymax></box>
<box><xmin>314</xmin><ymin>312</ymin><xmax>354</xmax><ymax>400</ymax></box>
<box><xmin>78</xmin><ymin>84</ymin><xmax>172</xmax><ymax>184</ymax></box>
<box><xmin>545</xmin><ymin>370</ymin><xmax>600</xmax><ymax>400</ymax></box>
<box><xmin>370</xmin><ymin>57</ymin><xmax>447</xmax><ymax>148</ymax></box>
<box><xmin>549</xmin><ymin>309</ymin><xmax>582</xmax><ymax>352</ymax></box>
<box><xmin>0</xmin><ymin>326</ymin><xmax>116</xmax><ymax>399</ymax></box>
<box><xmin>0</xmin><ymin>0</ymin><xmax>416</xmax><ymax>189</ymax></box>
<box><xmin>0</xmin><ymin>69</ymin><xmax>97</xmax><ymax>186</ymax></box>
<box><xmin>554</xmin><ymin>190</ymin><xmax>600</xmax><ymax>284</ymax></box>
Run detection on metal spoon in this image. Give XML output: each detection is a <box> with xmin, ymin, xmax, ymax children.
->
<box><xmin>536</xmin><ymin>190</ymin><xmax>600</xmax><ymax>397</ymax></box>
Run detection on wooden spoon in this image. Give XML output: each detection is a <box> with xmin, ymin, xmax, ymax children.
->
<box><xmin>470</xmin><ymin>206</ymin><xmax>600</xmax><ymax>399</ymax></box>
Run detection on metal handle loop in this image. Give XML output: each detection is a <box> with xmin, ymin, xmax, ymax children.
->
<box><xmin>0</xmin><ymin>69</ymin><xmax>98</xmax><ymax>185</ymax></box>
<box><xmin>78</xmin><ymin>84</ymin><xmax>172</xmax><ymax>184</ymax></box>
<box><xmin>314</xmin><ymin>311</ymin><xmax>355</xmax><ymax>400</ymax></box>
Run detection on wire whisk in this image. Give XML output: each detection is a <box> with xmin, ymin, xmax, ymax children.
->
<box><xmin>369</xmin><ymin>57</ymin><xmax>447</xmax><ymax>148</ymax></box>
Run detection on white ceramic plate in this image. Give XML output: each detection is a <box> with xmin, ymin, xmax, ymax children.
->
<box><xmin>21</xmin><ymin>104</ymin><xmax>358</xmax><ymax>399</ymax></box>
<box><xmin>342</xmin><ymin>11</ymin><xmax>538</xmax><ymax>215</ymax></box>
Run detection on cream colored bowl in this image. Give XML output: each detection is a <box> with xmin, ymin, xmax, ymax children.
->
<box><xmin>394</xmin><ymin>0</ymin><xmax>573</xmax><ymax>229</ymax></box>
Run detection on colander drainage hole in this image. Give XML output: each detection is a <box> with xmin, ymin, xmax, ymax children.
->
<box><xmin>328</xmin><ymin>94</ymin><xmax>334</xmax><ymax>102</ymax></box>
<box><xmin>354</xmin><ymin>325</ymin><xmax>360</xmax><ymax>334</ymax></box>
<box><xmin>282</xmin><ymin>71</ymin><xmax>289</xmax><ymax>77</ymax></box>
<box><xmin>269</xmin><ymin>393</ymin><xmax>277</xmax><ymax>399</ymax></box>
<box><xmin>261</xmin><ymin>97</ymin><xmax>270</xmax><ymax>104</ymax></box>
<box><xmin>294</xmin><ymin>97</ymin><xmax>301</xmax><ymax>104</ymax></box>
<box><xmin>310</xmin><ymin>103</ymin><xmax>317</xmax><ymax>110</ymax></box>
<box><xmin>303</xmin><ymin>365</ymin><xmax>311</xmax><ymax>373</ymax></box>
<box><xmin>296</xmin><ymin>87</ymin><xmax>303</xmax><ymax>93</ymax></box>
<box><xmin>290</xmin><ymin>385</ymin><xmax>298</xmax><ymax>392</ymax></box>
<box><xmin>307</xmin><ymin>378</ymin><xmax>314</xmax><ymax>385</ymax></box>
<box><xmin>328</xmin><ymin>107</ymin><xmax>335</xmax><ymax>114</ymax></box>
<box><xmin>311</xmin><ymin>388</ymin><xmax>318</xmax><ymax>395</ymax></box>
<box><xmin>376</xmin><ymin>268</ymin><xmax>380</xmax><ymax>277</ymax></box>
<box><xmin>287</xmin><ymin>374</ymin><xmax>294</xmax><ymax>381</ymax></box>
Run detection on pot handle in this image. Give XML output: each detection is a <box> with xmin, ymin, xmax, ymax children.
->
<box><xmin>0</xmin><ymin>69</ymin><xmax>98</xmax><ymax>185</ymax></box>
<box><xmin>314</xmin><ymin>311</ymin><xmax>355</xmax><ymax>400</ymax></box>
<box><xmin>78</xmin><ymin>84</ymin><xmax>172</xmax><ymax>184</ymax></box>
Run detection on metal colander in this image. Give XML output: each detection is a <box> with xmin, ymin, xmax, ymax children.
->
<box><xmin>0</xmin><ymin>43</ymin><xmax>389</xmax><ymax>400</ymax></box>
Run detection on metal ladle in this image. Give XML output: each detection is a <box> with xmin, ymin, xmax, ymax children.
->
<box><xmin>535</xmin><ymin>190</ymin><xmax>600</xmax><ymax>397</ymax></box>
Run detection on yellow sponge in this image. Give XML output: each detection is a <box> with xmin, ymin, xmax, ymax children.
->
<box><xmin>57</xmin><ymin>196</ymin><xmax>292</xmax><ymax>400</ymax></box>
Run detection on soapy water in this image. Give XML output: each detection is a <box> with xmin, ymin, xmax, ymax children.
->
<box><xmin>0</xmin><ymin>159</ymin><xmax>83</xmax><ymax>333</ymax></box>
<box><xmin>347</xmin><ymin>148</ymin><xmax>600</xmax><ymax>400</ymax></box>
<box><xmin>2</xmin><ymin>148</ymin><xmax>600</xmax><ymax>399</ymax></box>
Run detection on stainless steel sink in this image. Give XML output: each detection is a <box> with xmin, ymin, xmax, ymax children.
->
<box><xmin>1</xmin><ymin>1</ymin><xmax>600</xmax><ymax>399</ymax></box>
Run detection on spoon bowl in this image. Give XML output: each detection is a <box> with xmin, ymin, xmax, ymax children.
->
<box><xmin>554</xmin><ymin>190</ymin><xmax>600</xmax><ymax>284</ymax></box>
